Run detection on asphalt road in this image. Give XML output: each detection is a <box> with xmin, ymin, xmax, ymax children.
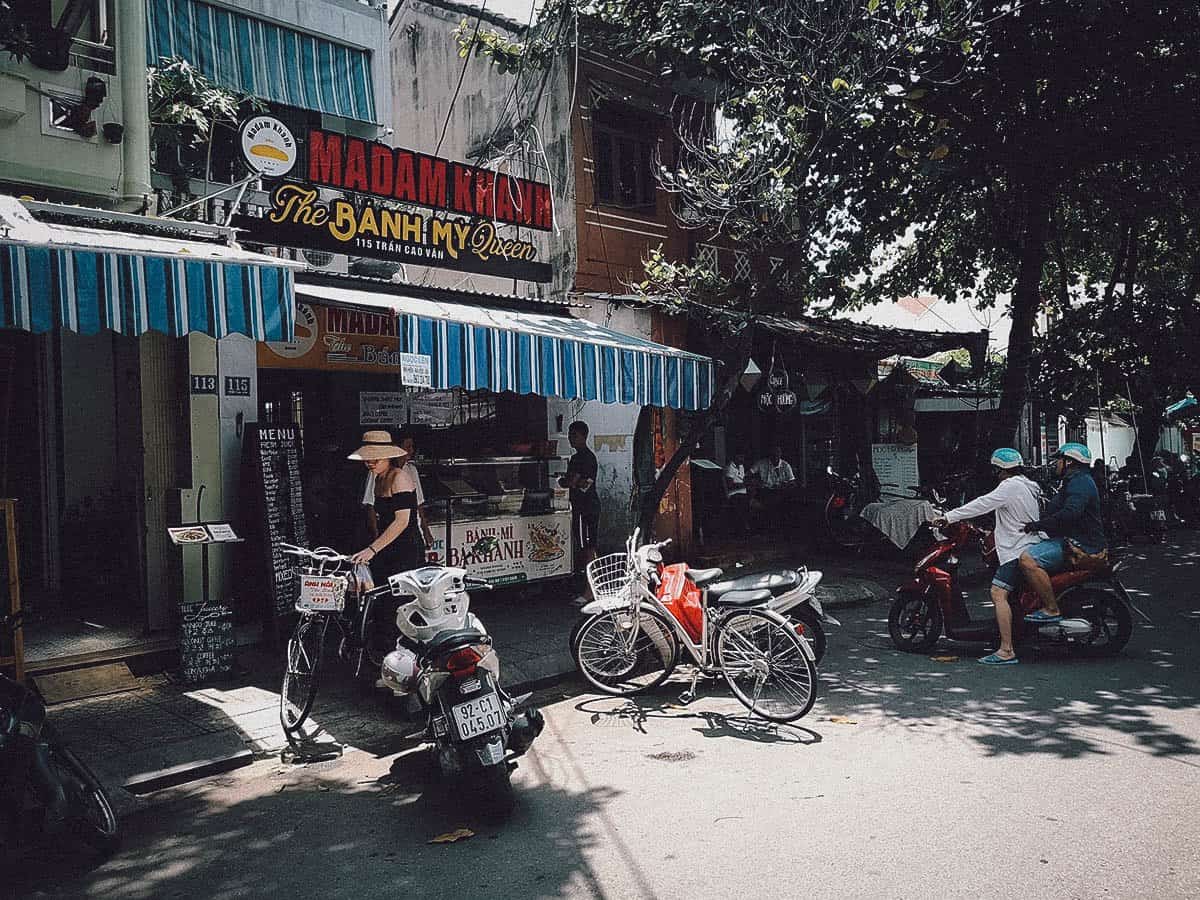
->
<box><xmin>10</xmin><ymin>535</ymin><xmax>1200</xmax><ymax>899</ymax></box>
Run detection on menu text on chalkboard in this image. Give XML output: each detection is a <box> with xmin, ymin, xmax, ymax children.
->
<box><xmin>179</xmin><ymin>600</ymin><xmax>236</xmax><ymax>683</ymax></box>
<box><xmin>247</xmin><ymin>424</ymin><xmax>308</xmax><ymax>618</ymax></box>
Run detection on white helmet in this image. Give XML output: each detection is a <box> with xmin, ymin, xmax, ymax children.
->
<box><xmin>989</xmin><ymin>447</ymin><xmax>1024</xmax><ymax>470</ymax></box>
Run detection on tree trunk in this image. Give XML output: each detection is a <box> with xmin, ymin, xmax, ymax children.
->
<box><xmin>637</xmin><ymin>327</ymin><xmax>753</xmax><ymax>539</ymax></box>
<box><xmin>990</xmin><ymin>184</ymin><xmax>1053</xmax><ymax>448</ymax></box>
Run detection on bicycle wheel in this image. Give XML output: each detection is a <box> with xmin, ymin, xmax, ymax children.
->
<box><xmin>716</xmin><ymin>609</ymin><xmax>818</xmax><ymax>722</ymax></box>
<box><xmin>280</xmin><ymin>614</ymin><xmax>328</xmax><ymax>732</ymax></box>
<box><xmin>572</xmin><ymin>606</ymin><xmax>679</xmax><ymax>696</ymax></box>
<box><xmin>44</xmin><ymin>729</ymin><xmax>119</xmax><ymax>854</ymax></box>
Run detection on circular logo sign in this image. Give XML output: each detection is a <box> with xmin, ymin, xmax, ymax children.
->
<box><xmin>775</xmin><ymin>390</ymin><xmax>798</xmax><ymax>411</ymax></box>
<box><xmin>767</xmin><ymin>370</ymin><xmax>788</xmax><ymax>391</ymax></box>
<box><xmin>240</xmin><ymin>116</ymin><xmax>297</xmax><ymax>177</ymax></box>
<box><xmin>757</xmin><ymin>392</ymin><xmax>775</xmax><ymax>412</ymax></box>
<box><xmin>264</xmin><ymin>302</ymin><xmax>318</xmax><ymax>359</ymax></box>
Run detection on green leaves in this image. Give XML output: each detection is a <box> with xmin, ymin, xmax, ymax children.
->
<box><xmin>867</xmin><ymin>0</ymin><xmax>880</xmax><ymax>13</ymax></box>
<box><xmin>832</xmin><ymin>77</ymin><xmax>851</xmax><ymax>92</ymax></box>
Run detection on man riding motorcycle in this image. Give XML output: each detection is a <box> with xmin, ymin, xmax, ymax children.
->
<box><xmin>931</xmin><ymin>448</ymin><xmax>1043</xmax><ymax>665</ymax></box>
<box><xmin>1018</xmin><ymin>442</ymin><xmax>1108</xmax><ymax>625</ymax></box>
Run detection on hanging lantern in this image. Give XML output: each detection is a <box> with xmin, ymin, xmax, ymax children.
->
<box><xmin>757</xmin><ymin>392</ymin><xmax>775</xmax><ymax>412</ymax></box>
<box><xmin>740</xmin><ymin>358</ymin><xmax>763</xmax><ymax>393</ymax></box>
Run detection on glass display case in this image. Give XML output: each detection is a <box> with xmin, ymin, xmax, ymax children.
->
<box><xmin>419</xmin><ymin>457</ymin><xmax>573</xmax><ymax>586</ymax></box>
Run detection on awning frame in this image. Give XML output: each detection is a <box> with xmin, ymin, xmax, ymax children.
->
<box><xmin>294</xmin><ymin>282</ymin><xmax>714</xmax><ymax>412</ymax></box>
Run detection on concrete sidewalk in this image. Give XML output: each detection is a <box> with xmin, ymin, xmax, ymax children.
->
<box><xmin>44</xmin><ymin>559</ymin><xmax>899</xmax><ymax>816</ymax></box>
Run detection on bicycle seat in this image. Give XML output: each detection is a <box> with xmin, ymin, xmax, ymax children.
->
<box><xmin>707</xmin><ymin>570</ymin><xmax>800</xmax><ymax>599</ymax></box>
<box><xmin>422</xmin><ymin>628</ymin><xmax>488</xmax><ymax>657</ymax></box>
<box><xmin>686</xmin><ymin>567</ymin><xmax>724</xmax><ymax>587</ymax></box>
<box><xmin>712</xmin><ymin>588</ymin><xmax>773</xmax><ymax>608</ymax></box>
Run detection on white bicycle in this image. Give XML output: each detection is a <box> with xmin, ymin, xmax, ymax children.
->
<box><xmin>570</xmin><ymin>530</ymin><xmax>819</xmax><ymax>723</ymax></box>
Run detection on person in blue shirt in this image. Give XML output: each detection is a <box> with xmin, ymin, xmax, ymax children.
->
<box><xmin>1018</xmin><ymin>443</ymin><xmax>1107</xmax><ymax>623</ymax></box>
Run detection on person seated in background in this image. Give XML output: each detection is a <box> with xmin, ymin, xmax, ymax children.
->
<box><xmin>724</xmin><ymin>451</ymin><xmax>750</xmax><ymax>533</ymax></box>
<box><xmin>752</xmin><ymin>445</ymin><xmax>797</xmax><ymax>515</ymax></box>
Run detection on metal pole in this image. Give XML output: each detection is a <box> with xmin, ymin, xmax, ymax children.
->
<box><xmin>1095</xmin><ymin>370</ymin><xmax>1108</xmax><ymax>493</ymax></box>
<box><xmin>159</xmin><ymin>175</ymin><xmax>258</xmax><ymax>219</ymax></box>
<box><xmin>1125</xmin><ymin>377</ymin><xmax>1149</xmax><ymax>489</ymax></box>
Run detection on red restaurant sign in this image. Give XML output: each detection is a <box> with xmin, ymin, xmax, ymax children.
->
<box><xmin>305</xmin><ymin>129</ymin><xmax>553</xmax><ymax>232</ymax></box>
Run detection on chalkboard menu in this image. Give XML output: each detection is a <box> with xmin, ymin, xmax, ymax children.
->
<box><xmin>247</xmin><ymin>425</ymin><xmax>307</xmax><ymax>618</ymax></box>
<box><xmin>179</xmin><ymin>601</ymin><xmax>236</xmax><ymax>682</ymax></box>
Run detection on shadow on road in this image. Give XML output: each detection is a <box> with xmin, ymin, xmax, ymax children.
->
<box><xmin>4</xmin><ymin>741</ymin><xmax>621</xmax><ymax>899</ymax></box>
<box><xmin>815</xmin><ymin>538</ymin><xmax>1200</xmax><ymax>764</ymax></box>
<box><xmin>573</xmin><ymin>691</ymin><xmax>824</xmax><ymax>747</ymax></box>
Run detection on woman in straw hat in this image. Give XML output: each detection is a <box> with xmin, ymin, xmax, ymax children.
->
<box><xmin>349</xmin><ymin>431</ymin><xmax>424</xmax><ymax>581</ymax></box>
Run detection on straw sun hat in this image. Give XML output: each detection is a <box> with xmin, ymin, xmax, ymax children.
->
<box><xmin>347</xmin><ymin>430</ymin><xmax>405</xmax><ymax>461</ymax></box>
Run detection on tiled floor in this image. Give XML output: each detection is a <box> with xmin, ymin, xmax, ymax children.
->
<box><xmin>23</xmin><ymin>614</ymin><xmax>151</xmax><ymax>664</ymax></box>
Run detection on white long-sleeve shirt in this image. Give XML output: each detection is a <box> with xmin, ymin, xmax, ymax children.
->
<box><xmin>945</xmin><ymin>475</ymin><xmax>1045</xmax><ymax>565</ymax></box>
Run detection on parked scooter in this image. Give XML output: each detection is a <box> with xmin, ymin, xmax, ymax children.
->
<box><xmin>1164</xmin><ymin>453</ymin><xmax>1200</xmax><ymax>528</ymax></box>
<box><xmin>697</xmin><ymin>567</ymin><xmax>838</xmax><ymax>662</ymax></box>
<box><xmin>1107</xmin><ymin>471</ymin><xmax>1168</xmax><ymax>544</ymax></box>
<box><xmin>887</xmin><ymin>522</ymin><xmax>1148</xmax><ymax>657</ymax></box>
<box><xmin>1</xmin><ymin>613</ymin><xmax>119</xmax><ymax>859</ymax></box>
<box><xmin>379</xmin><ymin>567</ymin><xmax>543</xmax><ymax>811</ymax></box>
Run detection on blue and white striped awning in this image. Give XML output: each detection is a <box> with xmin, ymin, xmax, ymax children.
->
<box><xmin>0</xmin><ymin>212</ymin><xmax>297</xmax><ymax>340</ymax></box>
<box><xmin>148</xmin><ymin>0</ymin><xmax>377</xmax><ymax>123</ymax></box>
<box><xmin>297</xmin><ymin>284</ymin><xmax>714</xmax><ymax>411</ymax></box>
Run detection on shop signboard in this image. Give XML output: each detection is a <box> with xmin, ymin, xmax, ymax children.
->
<box><xmin>245</xmin><ymin>425</ymin><xmax>307</xmax><ymax>619</ymax></box>
<box><xmin>231</xmin><ymin>120</ymin><xmax>553</xmax><ymax>282</ymax></box>
<box><xmin>401</xmin><ymin>352</ymin><xmax>432</xmax><ymax>388</ymax></box>
<box><xmin>871</xmin><ymin>443</ymin><xmax>921</xmax><ymax>497</ymax></box>
<box><xmin>259</xmin><ymin>301</ymin><xmax>401</xmax><ymax>373</ymax></box>
<box><xmin>426</xmin><ymin>512</ymin><xmax>573</xmax><ymax>586</ymax></box>
<box><xmin>357</xmin><ymin>389</ymin><xmax>462</xmax><ymax>428</ymax></box>
<box><xmin>360</xmin><ymin>391</ymin><xmax>408</xmax><ymax>426</ymax></box>
<box><xmin>179</xmin><ymin>600</ymin><xmax>236</xmax><ymax>683</ymax></box>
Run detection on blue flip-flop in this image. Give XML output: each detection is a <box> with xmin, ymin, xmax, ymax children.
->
<box><xmin>1024</xmin><ymin>610</ymin><xmax>1063</xmax><ymax>624</ymax></box>
<box><xmin>978</xmin><ymin>652</ymin><xmax>1019</xmax><ymax>665</ymax></box>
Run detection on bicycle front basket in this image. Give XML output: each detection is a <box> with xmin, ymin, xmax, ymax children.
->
<box><xmin>296</xmin><ymin>570</ymin><xmax>349</xmax><ymax>613</ymax></box>
<box><xmin>586</xmin><ymin>552</ymin><xmax>633</xmax><ymax>603</ymax></box>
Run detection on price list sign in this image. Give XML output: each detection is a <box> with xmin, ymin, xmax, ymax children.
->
<box><xmin>179</xmin><ymin>600</ymin><xmax>236</xmax><ymax>683</ymax></box>
<box><xmin>248</xmin><ymin>425</ymin><xmax>308</xmax><ymax>618</ymax></box>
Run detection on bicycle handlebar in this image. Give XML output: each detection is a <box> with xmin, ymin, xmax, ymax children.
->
<box><xmin>279</xmin><ymin>543</ymin><xmax>354</xmax><ymax>565</ymax></box>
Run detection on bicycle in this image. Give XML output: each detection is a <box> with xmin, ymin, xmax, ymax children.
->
<box><xmin>571</xmin><ymin>530</ymin><xmax>819</xmax><ymax>723</ymax></box>
<box><xmin>277</xmin><ymin>544</ymin><xmax>396</xmax><ymax>734</ymax></box>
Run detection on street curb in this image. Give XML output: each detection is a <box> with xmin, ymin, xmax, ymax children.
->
<box><xmin>122</xmin><ymin>748</ymin><xmax>255</xmax><ymax>795</ymax></box>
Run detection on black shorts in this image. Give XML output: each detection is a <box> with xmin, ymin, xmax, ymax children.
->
<box><xmin>573</xmin><ymin>509</ymin><xmax>599</xmax><ymax>551</ymax></box>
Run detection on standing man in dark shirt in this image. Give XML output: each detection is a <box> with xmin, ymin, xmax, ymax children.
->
<box><xmin>560</xmin><ymin>420</ymin><xmax>600</xmax><ymax>595</ymax></box>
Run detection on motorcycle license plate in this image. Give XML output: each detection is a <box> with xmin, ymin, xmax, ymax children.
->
<box><xmin>1151</xmin><ymin>509</ymin><xmax>1167</xmax><ymax>522</ymax></box>
<box><xmin>452</xmin><ymin>692</ymin><xmax>505</xmax><ymax>740</ymax></box>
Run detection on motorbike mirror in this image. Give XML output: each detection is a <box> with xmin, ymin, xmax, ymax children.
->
<box><xmin>826</xmin><ymin>466</ymin><xmax>834</xmax><ymax>475</ymax></box>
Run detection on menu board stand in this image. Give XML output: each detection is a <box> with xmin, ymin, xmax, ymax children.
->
<box><xmin>244</xmin><ymin>424</ymin><xmax>307</xmax><ymax>644</ymax></box>
<box><xmin>166</xmin><ymin>509</ymin><xmax>243</xmax><ymax>683</ymax></box>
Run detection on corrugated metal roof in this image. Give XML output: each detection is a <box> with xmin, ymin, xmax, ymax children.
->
<box><xmin>300</xmin><ymin>271</ymin><xmax>586</xmax><ymax>311</ymax></box>
<box><xmin>2</xmin><ymin>196</ymin><xmax>302</xmax><ymax>268</ymax></box>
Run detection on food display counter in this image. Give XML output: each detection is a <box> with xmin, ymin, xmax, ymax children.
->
<box><xmin>422</xmin><ymin>456</ymin><xmax>573</xmax><ymax>586</ymax></box>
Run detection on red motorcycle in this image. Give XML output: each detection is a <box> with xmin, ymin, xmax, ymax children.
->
<box><xmin>887</xmin><ymin>522</ymin><xmax>1146</xmax><ymax>656</ymax></box>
